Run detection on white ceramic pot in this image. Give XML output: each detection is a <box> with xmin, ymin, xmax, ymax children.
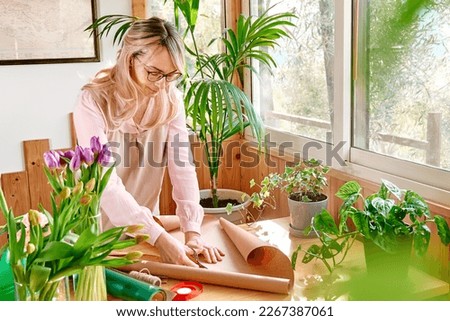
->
<box><xmin>199</xmin><ymin>189</ymin><xmax>250</xmax><ymax>224</ymax></box>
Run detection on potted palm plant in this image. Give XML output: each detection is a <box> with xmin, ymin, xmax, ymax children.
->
<box><xmin>85</xmin><ymin>1</ymin><xmax>296</xmax><ymax>222</ymax></box>
<box><xmin>248</xmin><ymin>159</ymin><xmax>329</xmax><ymax>233</ymax></box>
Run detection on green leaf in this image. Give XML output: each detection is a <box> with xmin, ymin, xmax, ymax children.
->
<box><xmin>302</xmin><ymin>244</ymin><xmax>321</xmax><ymax>263</ymax></box>
<box><xmin>34</xmin><ymin>242</ymin><xmax>74</xmax><ymax>262</ymax></box>
<box><xmin>434</xmin><ymin>215</ymin><xmax>450</xmax><ymax>245</ymax></box>
<box><xmin>313</xmin><ymin>210</ymin><xmax>339</xmax><ymax>235</ymax></box>
<box><xmin>349</xmin><ymin>209</ymin><xmax>370</xmax><ymax>237</ymax></box>
<box><xmin>413</xmin><ymin>223</ymin><xmax>430</xmax><ymax>256</ymax></box>
<box><xmin>389</xmin><ymin>205</ymin><xmax>407</xmax><ymax>221</ymax></box>
<box><xmin>339</xmin><ymin>192</ymin><xmax>360</xmax><ymax>215</ymax></box>
<box><xmin>303</xmin><ymin>225</ymin><xmax>313</xmax><ymax>236</ymax></box>
<box><xmin>84</xmin><ymin>15</ymin><xmax>138</xmax><ymax>46</ymax></box>
<box><xmin>73</xmin><ymin>228</ymin><xmax>97</xmax><ymax>258</ymax></box>
<box><xmin>43</xmin><ymin>166</ymin><xmax>62</xmax><ymax>193</ymax></box>
<box><xmin>291</xmin><ymin>244</ymin><xmax>301</xmax><ymax>270</ymax></box>
<box><xmin>402</xmin><ymin>190</ymin><xmax>430</xmax><ymax>218</ymax></box>
<box><xmin>99</xmin><ymin>258</ymin><xmax>138</xmax><ymax>268</ymax></box>
<box><xmin>99</xmin><ymin>166</ymin><xmax>114</xmax><ymax>194</ymax></box>
<box><xmin>380</xmin><ymin>179</ymin><xmax>403</xmax><ymax>200</ymax></box>
<box><xmin>336</xmin><ymin>181</ymin><xmax>361</xmax><ymax>200</ymax></box>
<box><xmin>320</xmin><ymin>239</ymin><xmax>342</xmax><ymax>259</ymax></box>
<box><xmin>29</xmin><ymin>265</ymin><xmax>51</xmax><ymax>293</ymax></box>
<box><xmin>0</xmin><ymin>188</ymin><xmax>9</xmax><ymax>217</ymax></box>
<box><xmin>371</xmin><ymin>197</ymin><xmax>394</xmax><ymax>217</ymax></box>
<box><xmin>225</xmin><ymin>203</ymin><xmax>233</xmax><ymax>215</ymax></box>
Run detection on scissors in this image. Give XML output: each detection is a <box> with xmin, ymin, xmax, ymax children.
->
<box><xmin>188</xmin><ymin>246</ymin><xmax>208</xmax><ymax>269</ymax></box>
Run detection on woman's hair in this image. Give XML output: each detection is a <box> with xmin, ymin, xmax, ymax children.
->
<box><xmin>83</xmin><ymin>17</ymin><xmax>185</xmax><ymax>130</ymax></box>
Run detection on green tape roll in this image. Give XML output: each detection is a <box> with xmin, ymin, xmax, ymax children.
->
<box><xmin>105</xmin><ymin>269</ymin><xmax>166</xmax><ymax>301</ymax></box>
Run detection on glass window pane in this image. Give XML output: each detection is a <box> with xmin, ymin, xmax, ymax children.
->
<box><xmin>354</xmin><ymin>0</ymin><xmax>450</xmax><ymax>171</ymax></box>
<box><xmin>147</xmin><ymin>0</ymin><xmax>223</xmax><ymax>74</ymax></box>
<box><xmin>250</xmin><ymin>0</ymin><xmax>335</xmax><ymax>142</ymax></box>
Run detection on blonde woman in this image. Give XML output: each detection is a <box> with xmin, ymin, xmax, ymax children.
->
<box><xmin>74</xmin><ymin>17</ymin><xmax>224</xmax><ymax>267</ymax></box>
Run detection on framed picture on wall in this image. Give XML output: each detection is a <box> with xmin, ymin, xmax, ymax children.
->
<box><xmin>0</xmin><ymin>0</ymin><xmax>100</xmax><ymax>65</ymax></box>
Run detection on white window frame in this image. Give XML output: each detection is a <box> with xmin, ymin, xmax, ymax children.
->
<box><xmin>243</xmin><ymin>0</ymin><xmax>450</xmax><ymax>206</ymax></box>
<box><xmin>350</xmin><ymin>0</ymin><xmax>450</xmax><ymax>204</ymax></box>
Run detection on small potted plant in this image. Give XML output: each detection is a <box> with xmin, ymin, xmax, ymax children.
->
<box><xmin>248</xmin><ymin>159</ymin><xmax>329</xmax><ymax>234</ymax></box>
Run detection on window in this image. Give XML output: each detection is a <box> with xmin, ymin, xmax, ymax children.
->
<box><xmin>353</xmin><ymin>0</ymin><xmax>450</xmax><ymax>188</ymax></box>
<box><xmin>250</xmin><ymin>0</ymin><xmax>335</xmax><ymax>143</ymax></box>
<box><xmin>247</xmin><ymin>0</ymin><xmax>449</xmax><ymax>203</ymax></box>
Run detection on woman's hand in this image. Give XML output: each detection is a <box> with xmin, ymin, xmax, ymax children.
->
<box><xmin>154</xmin><ymin>231</ymin><xmax>198</xmax><ymax>267</ymax></box>
<box><xmin>185</xmin><ymin>231</ymin><xmax>225</xmax><ymax>264</ymax></box>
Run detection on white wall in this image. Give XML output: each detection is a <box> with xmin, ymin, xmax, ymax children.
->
<box><xmin>0</xmin><ymin>0</ymin><xmax>131</xmax><ymax>173</ymax></box>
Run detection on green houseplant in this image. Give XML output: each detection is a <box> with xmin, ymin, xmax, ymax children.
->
<box><xmin>85</xmin><ymin>1</ymin><xmax>296</xmax><ymax>221</ymax></box>
<box><xmin>248</xmin><ymin>158</ymin><xmax>329</xmax><ymax>230</ymax></box>
<box><xmin>292</xmin><ymin>179</ymin><xmax>450</xmax><ymax>278</ymax></box>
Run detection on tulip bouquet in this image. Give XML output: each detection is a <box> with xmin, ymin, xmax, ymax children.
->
<box><xmin>0</xmin><ymin>136</ymin><xmax>147</xmax><ymax>301</ymax></box>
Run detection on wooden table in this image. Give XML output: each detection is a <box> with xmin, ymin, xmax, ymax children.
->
<box><xmin>146</xmin><ymin>217</ymin><xmax>450</xmax><ymax>301</ymax></box>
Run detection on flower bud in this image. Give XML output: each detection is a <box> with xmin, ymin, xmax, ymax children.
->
<box><xmin>80</xmin><ymin>194</ymin><xmax>92</xmax><ymax>206</ymax></box>
<box><xmin>90</xmin><ymin>136</ymin><xmax>102</xmax><ymax>154</ymax></box>
<box><xmin>134</xmin><ymin>234</ymin><xmax>149</xmax><ymax>244</ymax></box>
<box><xmin>98</xmin><ymin>145</ymin><xmax>112</xmax><ymax>167</ymax></box>
<box><xmin>59</xmin><ymin>187</ymin><xmax>71</xmax><ymax>200</ymax></box>
<box><xmin>125</xmin><ymin>224</ymin><xmax>145</xmax><ymax>234</ymax></box>
<box><xmin>28</xmin><ymin>210</ymin><xmax>40</xmax><ymax>226</ymax></box>
<box><xmin>43</xmin><ymin>150</ymin><xmax>60</xmax><ymax>170</ymax></box>
<box><xmin>85</xmin><ymin>178</ymin><xmax>96</xmax><ymax>193</ymax></box>
<box><xmin>81</xmin><ymin>147</ymin><xmax>95</xmax><ymax>166</ymax></box>
<box><xmin>26</xmin><ymin>243</ymin><xmax>36</xmax><ymax>254</ymax></box>
<box><xmin>72</xmin><ymin>181</ymin><xmax>84</xmax><ymax>196</ymax></box>
<box><xmin>69</xmin><ymin>147</ymin><xmax>82</xmax><ymax>172</ymax></box>
<box><xmin>125</xmin><ymin>251</ymin><xmax>143</xmax><ymax>261</ymax></box>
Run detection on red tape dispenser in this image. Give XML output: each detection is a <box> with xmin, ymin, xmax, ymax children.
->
<box><xmin>170</xmin><ymin>281</ymin><xmax>203</xmax><ymax>301</ymax></box>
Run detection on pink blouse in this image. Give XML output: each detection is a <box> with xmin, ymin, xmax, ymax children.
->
<box><xmin>73</xmin><ymin>89</ymin><xmax>203</xmax><ymax>245</ymax></box>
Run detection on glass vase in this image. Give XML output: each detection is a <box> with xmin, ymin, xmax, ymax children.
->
<box><xmin>74</xmin><ymin>196</ymin><xmax>107</xmax><ymax>301</ymax></box>
<box><xmin>74</xmin><ymin>265</ymin><xmax>107</xmax><ymax>301</ymax></box>
<box><xmin>14</xmin><ymin>277</ymin><xmax>70</xmax><ymax>301</ymax></box>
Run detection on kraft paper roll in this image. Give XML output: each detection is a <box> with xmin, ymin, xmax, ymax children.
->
<box><xmin>120</xmin><ymin>260</ymin><xmax>291</xmax><ymax>294</ymax></box>
<box><xmin>115</xmin><ymin>215</ymin><xmax>294</xmax><ymax>295</ymax></box>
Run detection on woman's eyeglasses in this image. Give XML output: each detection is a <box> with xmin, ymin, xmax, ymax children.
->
<box><xmin>134</xmin><ymin>56</ymin><xmax>182</xmax><ymax>82</ymax></box>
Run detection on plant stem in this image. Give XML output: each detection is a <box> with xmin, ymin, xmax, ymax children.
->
<box><xmin>75</xmin><ymin>265</ymin><xmax>107</xmax><ymax>301</ymax></box>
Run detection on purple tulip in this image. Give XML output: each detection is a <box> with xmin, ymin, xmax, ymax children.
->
<box><xmin>43</xmin><ymin>150</ymin><xmax>60</xmax><ymax>170</ymax></box>
<box><xmin>69</xmin><ymin>147</ymin><xmax>82</xmax><ymax>172</ymax></box>
<box><xmin>80</xmin><ymin>147</ymin><xmax>95</xmax><ymax>166</ymax></box>
<box><xmin>64</xmin><ymin>150</ymin><xmax>75</xmax><ymax>160</ymax></box>
<box><xmin>98</xmin><ymin>144</ymin><xmax>112</xmax><ymax>167</ymax></box>
<box><xmin>57</xmin><ymin>149</ymin><xmax>75</xmax><ymax>166</ymax></box>
<box><xmin>90</xmin><ymin>136</ymin><xmax>102</xmax><ymax>154</ymax></box>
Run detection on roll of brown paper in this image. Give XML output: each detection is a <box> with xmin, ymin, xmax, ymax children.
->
<box><xmin>116</xmin><ymin>215</ymin><xmax>294</xmax><ymax>295</ymax></box>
